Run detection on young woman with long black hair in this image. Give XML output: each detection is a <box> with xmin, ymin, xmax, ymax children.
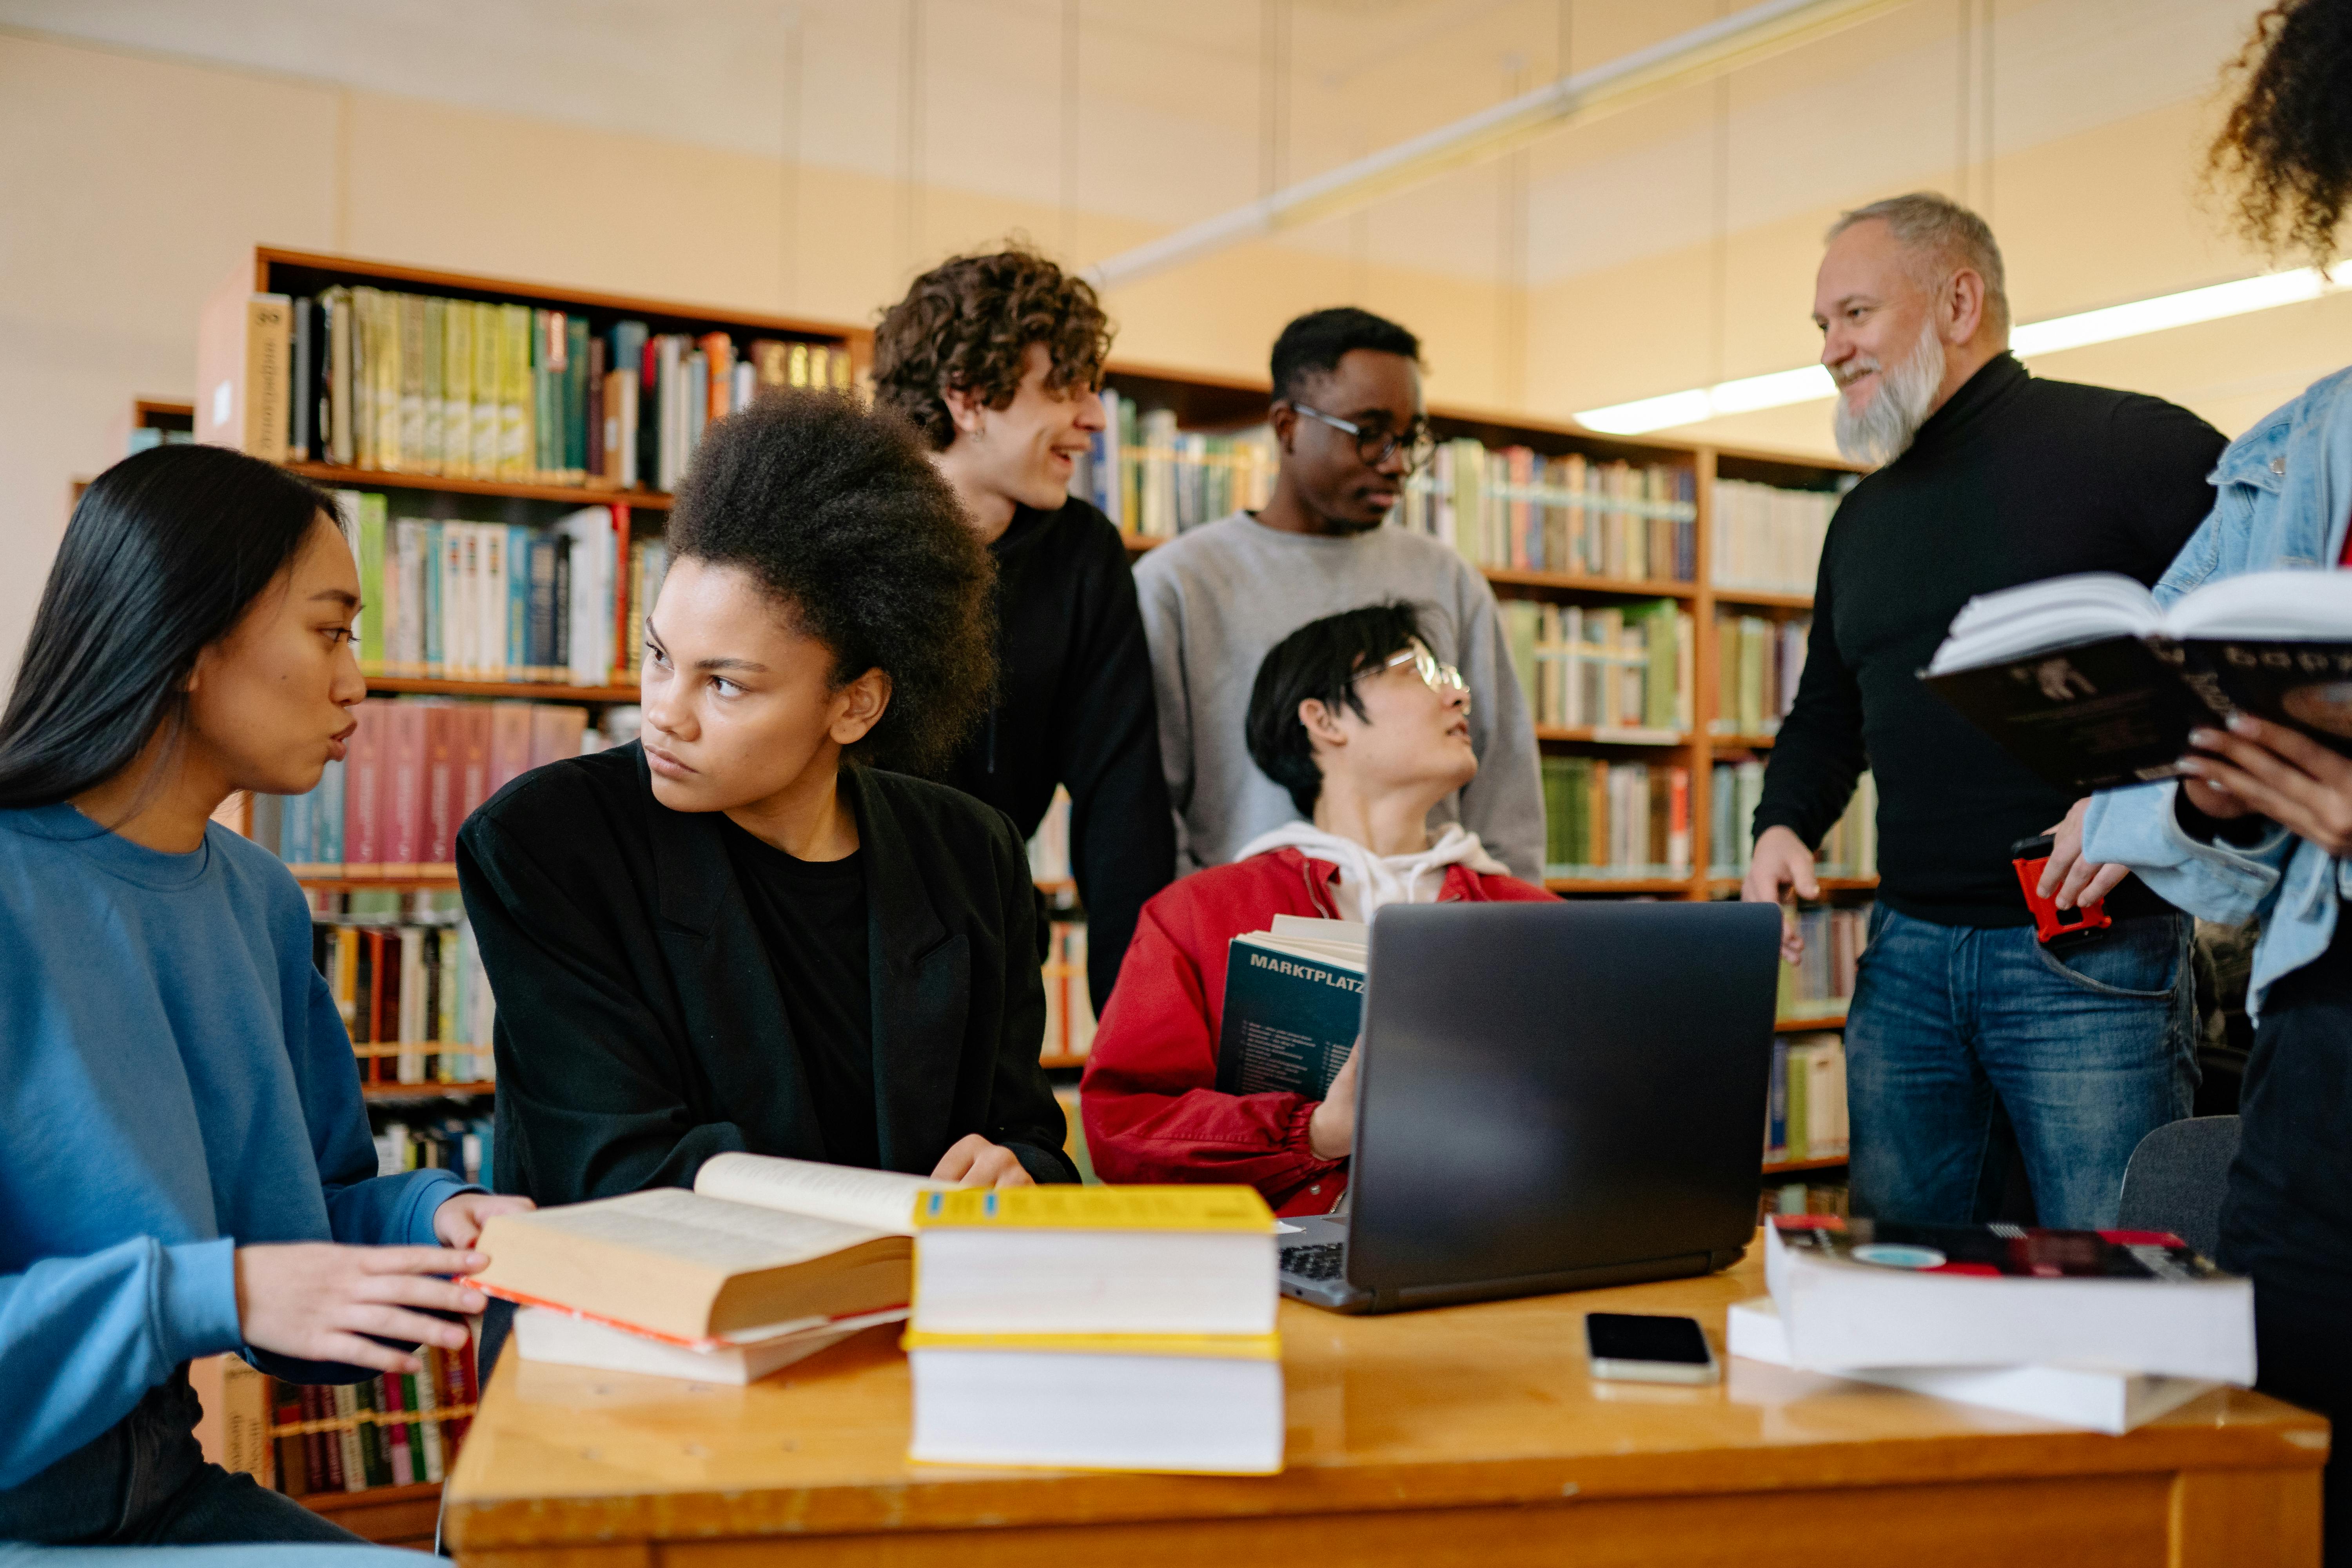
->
<box><xmin>0</xmin><ymin>443</ymin><xmax>529</xmax><ymax>1548</ymax></box>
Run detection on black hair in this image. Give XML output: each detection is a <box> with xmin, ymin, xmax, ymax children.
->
<box><xmin>1269</xmin><ymin>307</ymin><xmax>1422</xmax><ymax>406</ymax></box>
<box><xmin>0</xmin><ymin>443</ymin><xmax>337</xmax><ymax>809</ymax></box>
<box><xmin>666</xmin><ymin>388</ymin><xmax>996</xmax><ymax>772</ymax></box>
<box><xmin>1245</xmin><ymin>601</ymin><xmax>1426</xmax><ymax>819</ymax></box>
<box><xmin>2211</xmin><ymin>0</ymin><xmax>2352</xmax><ymax>265</ymax></box>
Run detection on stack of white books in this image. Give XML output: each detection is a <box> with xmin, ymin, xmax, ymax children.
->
<box><xmin>904</xmin><ymin>1185</ymin><xmax>1285</xmax><ymax>1475</ymax></box>
<box><xmin>1726</xmin><ymin>1216</ymin><xmax>2255</xmax><ymax>1434</ymax></box>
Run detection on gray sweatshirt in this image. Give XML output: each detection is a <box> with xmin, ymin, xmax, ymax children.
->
<box><xmin>1133</xmin><ymin>512</ymin><xmax>1547</xmax><ymax>879</ymax></box>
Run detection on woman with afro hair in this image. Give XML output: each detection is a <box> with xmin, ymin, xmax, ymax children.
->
<box><xmin>2062</xmin><ymin>2</ymin><xmax>2352</xmax><ymax>1555</ymax></box>
<box><xmin>459</xmin><ymin>391</ymin><xmax>1076</xmax><ymax>1362</ymax></box>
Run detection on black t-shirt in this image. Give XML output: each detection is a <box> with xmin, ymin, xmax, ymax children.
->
<box><xmin>719</xmin><ymin>820</ymin><xmax>878</xmax><ymax>1169</ymax></box>
<box><xmin>1753</xmin><ymin>353</ymin><xmax>2226</xmax><ymax>926</ymax></box>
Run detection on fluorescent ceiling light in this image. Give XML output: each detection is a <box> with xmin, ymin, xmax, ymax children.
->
<box><xmin>1577</xmin><ymin>262</ymin><xmax>2351</xmax><ymax>436</ymax></box>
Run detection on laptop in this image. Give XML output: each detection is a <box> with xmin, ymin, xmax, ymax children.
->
<box><xmin>1278</xmin><ymin>900</ymin><xmax>1783</xmax><ymax>1314</ymax></box>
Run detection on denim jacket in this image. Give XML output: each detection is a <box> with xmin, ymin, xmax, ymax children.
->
<box><xmin>2083</xmin><ymin>365</ymin><xmax>2352</xmax><ymax>1015</ymax></box>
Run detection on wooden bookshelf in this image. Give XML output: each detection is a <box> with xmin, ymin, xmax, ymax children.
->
<box><xmin>1776</xmin><ymin>1014</ymin><xmax>1849</xmax><ymax>1033</ymax></box>
<box><xmin>1762</xmin><ymin>1154</ymin><xmax>1849</xmax><ymax>1176</ymax></box>
<box><xmin>1534</xmin><ymin>724</ymin><xmax>1686</xmax><ymax>746</ymax></box>
<box><xmin>292</xmin><ymin>1480</ymin><xmax>445</xmax><ymax>1546</ymax></box>
<box><xmin>362</xmin><ymin>1081</ymin><xmax>495</xmax><ymax>1101</ymax></box>
<box><xmin>287</xmin><ymin>460</ymin><xmax>673</xmax><ymax>511</ymax></box>
<box><xmin>364</xmin><ymin>676</ymin><xmax>641</xmax><ymax>703</ymax></box>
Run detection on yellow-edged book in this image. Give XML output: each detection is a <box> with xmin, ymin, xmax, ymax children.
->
<box><xmin>905</xmin><ymin>1185</ymin><xmax>1284</xmax><ymax>1475</ymax></box>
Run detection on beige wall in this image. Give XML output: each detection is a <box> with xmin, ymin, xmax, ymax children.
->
<box><xmin>0</xmin><ymin>28</ymin><xmax>1503</xmax><ymax>688</ymax></box>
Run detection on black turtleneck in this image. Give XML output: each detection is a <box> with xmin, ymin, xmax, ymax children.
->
<box><xmin>1753</xmin><ymin>352</ymin><xmax>2226</xmax><ymax>926</ymax></box>
<box><xmin>926</xmin><ymin>497</ymin><xmax>1175</xmax><ymax>1010</ymax></box>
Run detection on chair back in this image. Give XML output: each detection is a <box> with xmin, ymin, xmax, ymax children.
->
<box><xmin>2116</xmin><ymin>1116</ymin><xmax>2242</xmax><ymax>1261</ymax></box>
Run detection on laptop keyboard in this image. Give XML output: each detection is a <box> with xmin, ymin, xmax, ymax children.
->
<box><xmin>1281</xmin><ymin>1242</ymin><xmax>1345</xmax><ymax>1281</ymax></box>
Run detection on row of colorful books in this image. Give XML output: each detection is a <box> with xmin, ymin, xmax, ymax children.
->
<box><xmin>1068</xmin><ymin>395</ymin><xmax>1278</xmax><ymax>539</ymax></box>
<box><xmin>1779</xmin><ymin>901</ymin><xmax>1873</xmax><ymax>1018</ymax></box>
<box><xmin>1707</xmin><ymin>764</ymin><xmax>1876</xmax><ymax>879</ymax></box>
<box><xmin>1402</xmin><ymin>445</ymin><xmax>1698</xmax><ymax>582</ymax></box>
<box><xmin>1711</xmin><ymin>478</ymin><xmax>1842</xmax><ymax>595</ymax></box>
<box><xmin>269</xmin><ymin>1337</ymin><xmax>478</xmax><ymax>1498</ymax></box>
<box><xmin>319</xmin><ymin>915</ymin><xmax>495</xmax><ymax>1085</ymax></box>
<box><xmin>338</xmin><ymin>489</ymin><xmax>662</xmax><ymax>686</ymax></box>
<box><xmin>249</xmin><ymin>699</ymin><xmax>599</xmax><ymax>878</ymax></box>
<box><xmin>375</xmin><ymin>1113</ymin><xmax>494</xmax><ymax>1187</ymax></box>
<box><xmin>1762</xmin><ymin>1179</ymin><xmax>1851</xmax><ymax>1222</ymax></box>
<box><xmin>1769</xmin><ymin>1032</ymin><xmax>1851</xmax><ymax>1164</ymax></box>
<box><xmin>1503</xmin><ymin>599</ymin><xmax>1692</xmax><ymax>734</ymax></box>
<box><xmin>1541</xmin><ymin>757</ymin><xmax>1692</xmax><ymax>878</ymax></box>
<box><xmin>273</xmin><ymin>287</ymin><xmax>847</xmax><ymax>491</ymax></box>
<box><xmin>1712</xmin><ymin>614</ymin><xmax>1809</xmax><ymax>736</ymax></box>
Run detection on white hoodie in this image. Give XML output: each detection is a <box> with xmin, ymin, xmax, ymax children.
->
<box><xmin>1233</xmin><ymin>820</ymin><xmax>1510</xmax><ymax>924</ymax></box>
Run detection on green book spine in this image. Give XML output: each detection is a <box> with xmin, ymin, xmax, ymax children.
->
<box><xmin>1784</xmin><ymin>1042</ymin><xmax>1811</xmax><ymax>1162</ymax></box>
<box><xmin>566</xmin><ymin>316</ymin><xmax>590</xmax><ymax>479</ymax></box>
<box><xmin>357</xmin><ymin>493</ymin><xmax>387</xmax><ymax>676</ymax></box>
<box><xmin>1641</xmin><ymin>600</ymin><xmax>1677</xmax><ymax>730</ymax></box>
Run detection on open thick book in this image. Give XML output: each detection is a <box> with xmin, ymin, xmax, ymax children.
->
<box><xmin>1213</xmin><ymin>915</ymin><xmax>1366</xmax><ymax>1100</ymax></box>
<box><xmin>475</xmin><ymin>1154</ymin><xmax>944</xmax><ymax>1350</ymax></box>
<box><xmin>1921</xmin><ymin>569</ymin><xmax>2352</xmax><ymax>791</ymax></box>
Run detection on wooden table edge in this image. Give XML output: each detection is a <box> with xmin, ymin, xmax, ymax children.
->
<box><xmin>443</xmin><ymin>1415</ymin><xmax>2328</xmax><ymax>1552</ymax></box>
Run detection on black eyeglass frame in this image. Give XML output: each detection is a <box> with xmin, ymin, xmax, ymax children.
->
<box><xmin>1290</xmin><ymin>401</ymin><xmax>1437</xmax><ymax>474</ymax></box>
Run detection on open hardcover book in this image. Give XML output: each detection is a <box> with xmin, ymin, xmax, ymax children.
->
<box><xmin>1214</xmin><ymin>915</ymin><xmax>1367</xmax><ymax>1100</ymax></box>
<box><xmin>1920</xmin><ymin>569</ymin><xmax>2352</xmax><ymax>792</ymax></box>
<box><xmin>475</xmin><ymin>1154</ymin><xmax>944</xmax><ymax>1352</ymax></box>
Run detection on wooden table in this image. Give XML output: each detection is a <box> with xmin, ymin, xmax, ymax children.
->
<box><xmin>444</xmin><ymin>1246</ymin><xmax>2327</xmax><ymax>1566</ymax></box>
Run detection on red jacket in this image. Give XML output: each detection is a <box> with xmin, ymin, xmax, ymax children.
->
<box><xmin>1079</xmin><ymin>847</ymin><xmax>1556</xmax><ymax>1216</ymax></box>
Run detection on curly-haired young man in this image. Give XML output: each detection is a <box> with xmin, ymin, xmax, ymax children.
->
<box><xmin>872</xmin><ymin>245</ymin><xmax>1174</xmax><ymax>1016</ymax></box>
<box><xmin>1132</xmin><ymin>307</ymin><xmax>1545</xmax><ymax>880</ymax></box>
<box><xmin>457</xmin><ymin>390</ymin><xmax>1078</xmax><ymax>1367</ymax></box>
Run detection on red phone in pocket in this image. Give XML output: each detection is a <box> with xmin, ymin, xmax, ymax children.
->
<box><xmin>2011</xmin><ymin>833</ymin><xmax>2113</xmax><ymax>947</ymax></box>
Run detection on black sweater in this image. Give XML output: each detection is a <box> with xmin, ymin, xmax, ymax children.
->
<box><xmin>457</xmin><ymin>745</ymin><xmax>1078</xmax><ymax>1209</ymax></box>
<box><xmin>1753</xmin><ymin>353</ymin><xmax>2225</xmax><ymax>927</ymax></box>
<box><xmin>926</xmin><ymin>497</ymin><xmax>1175</xmax><ymax>1012</ymax></box>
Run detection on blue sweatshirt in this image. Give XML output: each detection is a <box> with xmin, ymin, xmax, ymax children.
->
<box><xmin>0</xmin><ymin>803</ymin><xmax>472</xmax><ymax>1488</ymax></box>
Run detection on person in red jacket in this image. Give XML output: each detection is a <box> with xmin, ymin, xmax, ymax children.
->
<box><xmin>1081</xmin><ymin>601</ymin><xmax>1555</xmax><ymax>1214</ymax></box>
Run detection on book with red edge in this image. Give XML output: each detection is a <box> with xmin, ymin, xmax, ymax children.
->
<box><xmin>1763</xmin><ymin>1215</ymin><xmax>2253</xmax><ymax>1384</ymax></box>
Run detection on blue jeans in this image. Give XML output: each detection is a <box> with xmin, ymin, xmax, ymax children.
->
<box><xmin>0</xmin><ymin>1368</ymin><xmax>397</xmax><ymax>1556</ymax></box>
<box><xmin>1844</xmin><ymin>906</ymin><xmax>2197</xmax><ymax>1229</ymax></box>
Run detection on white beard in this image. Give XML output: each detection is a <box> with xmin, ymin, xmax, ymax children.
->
<box><xmin>1833</xmin><ymin>318</ymin><xmax>1947</xmax><ymax>466</ymax></box>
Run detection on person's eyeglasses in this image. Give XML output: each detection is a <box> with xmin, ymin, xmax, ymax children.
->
<box><xmin>1292</xmin><ymin>403</ymin><xmax>1437</xmax><ymax>473</ymax></box>
<box><xmin>1353</xmin><ymin>642</ymin><xmax>1470</xmax><ymax>714</ymax></box>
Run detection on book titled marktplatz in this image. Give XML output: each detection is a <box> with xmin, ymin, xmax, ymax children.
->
<box><xmin>1212</xmin><ymin>916</ymin><xmax>1367</xmax><ymax>1100</ymax></box>
<box><xmin>1921</xmin><ymin>569</ymin><xmax>2352</xmax><ymax>792</ymax></box>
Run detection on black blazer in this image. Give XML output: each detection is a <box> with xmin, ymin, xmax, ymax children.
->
<box><xmin>457</xmin><ymin>743</ymin><xmax>1078</xmax><ymax>1207</ymax></box>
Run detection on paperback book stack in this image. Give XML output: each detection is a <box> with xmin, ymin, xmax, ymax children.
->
<box><xmin>1399</xmin><ymin>443</ymin><xmax>1697</xmax><ymax>582</ymax></box>
<box><xmin>1072</xmin><ymin>396</ymin><xmax>1277</xmax><ymax>539</ymax></box>
<box><xmin>1765</xmin><ymin>1033</ymin><xmax>1847</xmax><ymax>1164</ymax></box>
<box><xmin>1502</xmin><ymin>598</ymin><xmax>1693</xmax><ymax>736</ymax></box>
<box><xmin>906</xmin><ymin>1185</ymin><xmax>1284</xmax><ymax>1475</ymax></box>
<box><xmin>1728</xmin><ymin>1216</ymin><xmax>2254</xmax><ymax>1434</ymax></box>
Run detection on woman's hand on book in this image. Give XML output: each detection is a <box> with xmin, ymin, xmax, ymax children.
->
<box><xmin>1308</xmin><ymin>1045</ymin><xmax>1359</xmax><ymax>1161</ymax></box>
<box><xmin>2038</xmin><ymin>797</ymin><xmax>2131</xmax><ymax>910</ymax></box>
<box><xmin>930</xmin><ymin>1134</ymin><xmax>1036</xmax><ymax>1189</ymax></box>
<box><xmin>432</xmin><ymin>1190</ymin><xmax>536</xmax><ymax>1248</ymax></box>
<box><xmin>234</xmin><ymin>1243</ymin><xmax>489</xmax><ymax>1376</ymax></box>
<box><xmin>1742</xmin><ymin>827</ymin><xmax>1819</xmax><ymax>963</ymax></box>
<box><xmin>2181</xmin><ymin>715</ymin><xmax>2352</xmax><ymax>856</ymax></box>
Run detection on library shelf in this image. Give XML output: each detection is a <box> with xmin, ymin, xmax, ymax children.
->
<box><xmin>1762</xmin><ymin>1154</ymin><xmax>1850</xmax><ymax>1176</ymax></box>
<box><xmin>1535</xmin><ymin>724</ymin><xmax>1688</xmax><ymax>747</ymax></box>
<box><xmin>365</xmin><ymin>676</ymin><xmax>642</xmax><ymax>703</ymax></box>
<box><xmin>1703</xmin><ymin>875</ymin><xmax>1877</xmax><ymax>897</ymax></box>
<box><xmin>1482</xmin><ymin>567</ymin><xmax>1696</xmax><ymax>599</ymax></box>
<box><xmin>299</xmin><ymin>877</ymin><xmax>459</xmax><ymax>892</ymax></box>
<box><xmin>361</xmin><ymin>1081</ymin><xmax>495</xmax><ymax>1102</ymax></box>
<box><xmin>1039</xmin><ymin>1053</ymin><xmax>1089</xmax><ymax>1072</ymax></box>
<box><xmin>292</xmin><ymin>1479</ymin><xmax>445</xmax><ymax>1546</ymax></box>
<box><xmin>285</xmin><ymin>461</ymin><xmax>672</xmax><ymax>511</ymax></box>
<box><xmin>1544</xmin><ymin>875</ymin><xmax>1695</xmax><ymax>894</ymax></box>
<box><xmin>1712</xmin><ymin>732</ymin><xmax>1777</xmax><ymax>749</ymax></box>
<box><xmin>1710</xmin><ymin>587</ymin><xmax>1815</xmax><ymax>610</ymax></box>
<box><xmin>1775</xmin><ymin>1014</ymin><xmax>1848</xmax><ymax>1033</ymax></box>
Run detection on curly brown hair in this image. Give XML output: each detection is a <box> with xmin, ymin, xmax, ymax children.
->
<box><xmin>667</xmin><ymin>388</ymin><xmax>996</xmax><ymax>773</ymax></box>
<box><xmin>870</xmin><ymin>244</ymin><xmax>1113</xmax><ymax>451</ymax></box>
<box><xmin>2210</xmin><ymin>0</ymin><xmax>2352</xmax><ymax>265</ymax></box>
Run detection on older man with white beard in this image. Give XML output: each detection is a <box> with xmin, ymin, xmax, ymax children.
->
<box><xmin>1740</xmin><ymin>192</ymin><xmax>2224</xmax><ymax>1230</ymax></box>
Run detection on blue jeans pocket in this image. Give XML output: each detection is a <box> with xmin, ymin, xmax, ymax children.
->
<box><xmin>2029</xmin><ymin>914</ymin><xmax>2184</xmax><ymax>999</ymax></box>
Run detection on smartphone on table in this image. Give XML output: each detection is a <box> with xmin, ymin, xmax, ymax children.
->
<box><xmin>1584</xmin><ymin>1312</ymin><xmax>1719</xmax><ymax>1385</ymax></box>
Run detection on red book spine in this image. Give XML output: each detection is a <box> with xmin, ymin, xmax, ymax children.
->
<box><xmin>458</xmin><ymin>704</ymin><xmax>494</xmax><ymax>821</ymax></box>
<box><xmin>608</xmin><ymin>505</ymin><xmax>631</xmax><ymax>687</ymax></box>
<box><xmin>423</xmin><ymin>704</ymin><xmax>458</xmax><ymax>875</ymax></box>
<box><xmin>274</xmin><ymin>1388</ymin><xmax>307</xmax><ymax>1495</ymax></box>
<box><xmin>383</xmin><ymin>703</ymin><xmax>426</xmax><ymax>877</ymax></box>
<box><xmin>343</xmin><ymin>701</ymin><xmax>383</xmax><ymax>875</ymax></box>
<box><xmin>381</xmin><ymin>1368</ymin><xmax>412</xmax><ymax>1484</ymax></box>
<box><xmin>308</xmin><ymin>1385</ymin><xmax>343</xmax><ymax>1493</ymax></box>
<box><xmin>487</xmin><ymin>702</ymin><xmax>533</xmax><ymax>797</ymax></box>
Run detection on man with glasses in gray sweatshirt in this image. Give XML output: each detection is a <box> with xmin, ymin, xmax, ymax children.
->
<box><xmin>1134</xmin><ymin>307</ymin><xmax>1545</xmax><ymax>878</ymax></box>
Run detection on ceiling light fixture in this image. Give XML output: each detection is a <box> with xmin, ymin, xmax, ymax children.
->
<box><xmin>1576</xmin><ymin>261</ymin><xmax>2352</xmax><ymax>436</ymax></box>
